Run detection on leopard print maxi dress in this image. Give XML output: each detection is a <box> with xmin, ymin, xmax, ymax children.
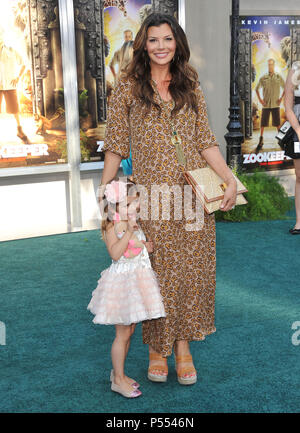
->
<box><xmin>102</xmin><ymin>77</ymin><xmax>218</xmax><ymax>357</ymax></box>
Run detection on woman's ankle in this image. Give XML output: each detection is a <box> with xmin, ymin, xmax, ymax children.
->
<box><xmin>174</xmin><ymin>340</ymin><xmax>190</xmax><ymax>357</ymax></box>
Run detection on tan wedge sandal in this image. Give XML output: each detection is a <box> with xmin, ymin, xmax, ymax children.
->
<box><xmin>175</xmin><ymin>354</ymin><xmax>197</xmax><ymax>385</ymax></box>
<box><xmin>148</xmin><ymin>352</ymin><xmax>168</xmax><ymax>382</ymax></box>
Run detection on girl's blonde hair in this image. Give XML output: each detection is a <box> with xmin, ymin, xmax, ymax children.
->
<box><xmin>100</xmin><ymin>177</ymin><xmax>138</xmax><ymax>240</ymax></box>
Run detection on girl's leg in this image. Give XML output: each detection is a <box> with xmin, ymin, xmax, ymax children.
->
<box><xmin>294</xmin><ymin>159</ymin><xmax>300</xmax><ymax>229</ymax></box>
<box><xmin>125</xmin><ymin>323</ymin><xmax>136</xmax><ymax>357</ymax></box>
<box><xmin>111</xmin><ymin>324</ymin><xmax>137</xmax><ymax>393</ymax></box>
<box><xmin>122</xmin><ymin>324</ymin><xmax>138</xmax><ymax>385</ymax></box>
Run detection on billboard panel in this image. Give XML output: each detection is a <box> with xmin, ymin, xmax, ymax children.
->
<box><xmin>0</xmin><ymin>1</ymin><xmax>67</xmax><ymax>169</ymax></box>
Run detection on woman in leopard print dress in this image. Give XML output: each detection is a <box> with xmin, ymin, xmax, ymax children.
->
<box><xmin>100</xmin><ymin>13</ymin><xmax>237</xmax><ymax>385</ymax></box>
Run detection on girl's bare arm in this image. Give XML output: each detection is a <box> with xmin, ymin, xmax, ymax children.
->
<box><xmin>105</xmin><ymin>224</ymin><xmax>133</xmax><ymax>261</ymax></box>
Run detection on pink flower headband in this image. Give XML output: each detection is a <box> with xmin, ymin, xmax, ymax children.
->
<box><xmin>104</xmin><ymin>180</ymin><xmax>127</xmax><ymax>204</ymax></box>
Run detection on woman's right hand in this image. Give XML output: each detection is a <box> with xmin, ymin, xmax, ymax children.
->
<box><xmin>220</xmin><ymin>178</ymin><xmax>237</xmax><ymax>212</ymax></box>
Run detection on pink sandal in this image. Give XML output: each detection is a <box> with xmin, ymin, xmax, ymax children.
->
<box><xmin>111</xmin><ymin>380</ymin><xmax>142</xmax><ymax>398</ymax></box>
<box><xmin>110</xmin><ymin>369</ymin><xmax>140</xmax><ymax>388</ymax></box>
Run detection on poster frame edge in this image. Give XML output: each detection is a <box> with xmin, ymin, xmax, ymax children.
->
<box><xmin>240</xmin><ymin>10</ymin><xmax>300</xmax><ymax>16</ymax></box>
<box><xmin>178</xmin><ymin>0</ymin><xmax>186</xmax><ymax>31</ymax></box>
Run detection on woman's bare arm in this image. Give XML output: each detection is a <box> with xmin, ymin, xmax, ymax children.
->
<box><xmin>101</xmin><ymin>150</ymin><xmax>122</xmax><ymax>184</ymax></box>
<box><xmin>98</xmin><ymin>150</ymin><xmax>122</xmax><ymax>204</ymax></box>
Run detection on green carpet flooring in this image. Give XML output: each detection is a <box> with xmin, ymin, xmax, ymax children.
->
<box><xmin>0</xmin><ymin>211</ymin><xmax>299</xmax><ymax>413</ymax></box>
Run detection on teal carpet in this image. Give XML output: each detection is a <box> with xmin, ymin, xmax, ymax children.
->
<box><xmin>0</xmin><ymin>209</ymin><xmax>299</xmax><ymax>413</ymax></box>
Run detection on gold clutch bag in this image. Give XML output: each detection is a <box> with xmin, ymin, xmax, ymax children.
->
<box><xmin>184</xmin><ymin>166</ymin><xmax>248</xmax><ymax>214</ymax></box>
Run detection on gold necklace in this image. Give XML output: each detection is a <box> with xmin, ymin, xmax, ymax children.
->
<box><xmin>151</xmin><ymin>80</ymin><xmax>186</xmax><ymax>167</ymax></box>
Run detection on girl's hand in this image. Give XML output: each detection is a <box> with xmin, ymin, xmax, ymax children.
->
<box><xmin>142</xmin><ymin>239</ymin><xmax>154</xmax><ymax>253</ymax></box>
<box><xmin>220</xmin><ymin>179</ymin><xmax>237</xmax><ymax>212</ymax></box>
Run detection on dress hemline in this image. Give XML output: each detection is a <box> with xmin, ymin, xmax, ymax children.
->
<box><xmin>142</xmin><ymin>326</ymin><xmax>217</xmax><ymax>357</ymax></box>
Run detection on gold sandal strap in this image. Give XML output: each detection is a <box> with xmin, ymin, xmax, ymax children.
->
<box><xmin>149</xmin><ymin>353</ymin><xmax>168</xmax><ymax>374</ymax></box>
<box><xmin>176</xmin><ymin>366</ymin><xmax>196</xmax><ymax>376</ymax></box>
<box><xmin>175</xmin><ymin>354</ymin><xmax>193</xmax><ymax>363</ymax></box>
<box><xmin>148</xmin><ymin>364</ymin><xmax>168</xmax><ymax>374</ymax></box>
<box><xmin>149</xmin><ymin>352</ymin><xmax>166</xmax><ymax>361</ymax></box>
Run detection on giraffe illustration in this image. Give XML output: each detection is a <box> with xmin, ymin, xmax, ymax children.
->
<box><xmin>252</xmin><ymin>32</ymin><xmax>271</xmax><ymax>48</ymax></box>
<box><xmin>103</xmin><ymin>0</ymin><xmax>128</xmax><ymax>16</ymax></box>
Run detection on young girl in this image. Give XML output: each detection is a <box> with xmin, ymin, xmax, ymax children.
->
<box><xmin>87</xmin><ymin>178</ymin><xmax>166</xmax><ymax>398</ymax></box>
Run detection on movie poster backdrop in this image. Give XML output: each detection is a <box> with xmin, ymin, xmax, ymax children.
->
<box><xmin>239</xmin><ymin>16</ymin><xmax>300</xmax><ymax>171</ymax></box>
<box><xmin>0</xmin><ymin>0</ymin><xmax>67</xmax><ymax>169</ymax></box>
<box><xmin>74</xmin><ymin>0</ymin><xmax>178</xmax><ymax>163</ymax></box>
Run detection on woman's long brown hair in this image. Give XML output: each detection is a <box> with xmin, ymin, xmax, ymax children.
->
<box><xmin>126</xmin><ymin>13</ymin><xmax>199</xmax><ymax>116</ymax></box>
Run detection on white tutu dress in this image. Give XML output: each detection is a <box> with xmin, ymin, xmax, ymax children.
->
<box><xmin>87</xmin><ymin>226</ymin><xmax>166</xmax><ymax>325</ymax></box>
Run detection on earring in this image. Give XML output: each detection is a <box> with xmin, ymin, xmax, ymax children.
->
<box><xmin>171</xmin><ymin>53</ymin><xmax>178</xmax><ymax>63</ymax></box>
<box><xmin>144</xmin><ymin>54</ymin><xmax>149</xmax><ymax>68</ymax></box>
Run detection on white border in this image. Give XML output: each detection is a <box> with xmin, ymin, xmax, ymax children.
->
<box><xmin>0</xmin><ymin>0</ymin><xmax>78</xmax><ymax>179</ymax></box>
<box><xmin>58</xmin><ymin>0</ymin><xmax>82</xmax><ymax>228</ymax></box>
<box><xmin>240</xmin><ymin>10</ymin><xmax>300</xmax><ymax>15</ymax></box>
<box><xmin>178</xmin><ymin>0</ymin><xmax>186</xmax><ymax>31</ymax></box>
<box><xmin>0</xmin><ymin>164</ymin><xmax>70</xmax><ymax>178</ymax></box>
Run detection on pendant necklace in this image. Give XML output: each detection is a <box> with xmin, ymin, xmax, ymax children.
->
<box><xmin>152</xmin><ymin>80</ymin><xmax>186</xmax><ymax>167</ymax></box>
